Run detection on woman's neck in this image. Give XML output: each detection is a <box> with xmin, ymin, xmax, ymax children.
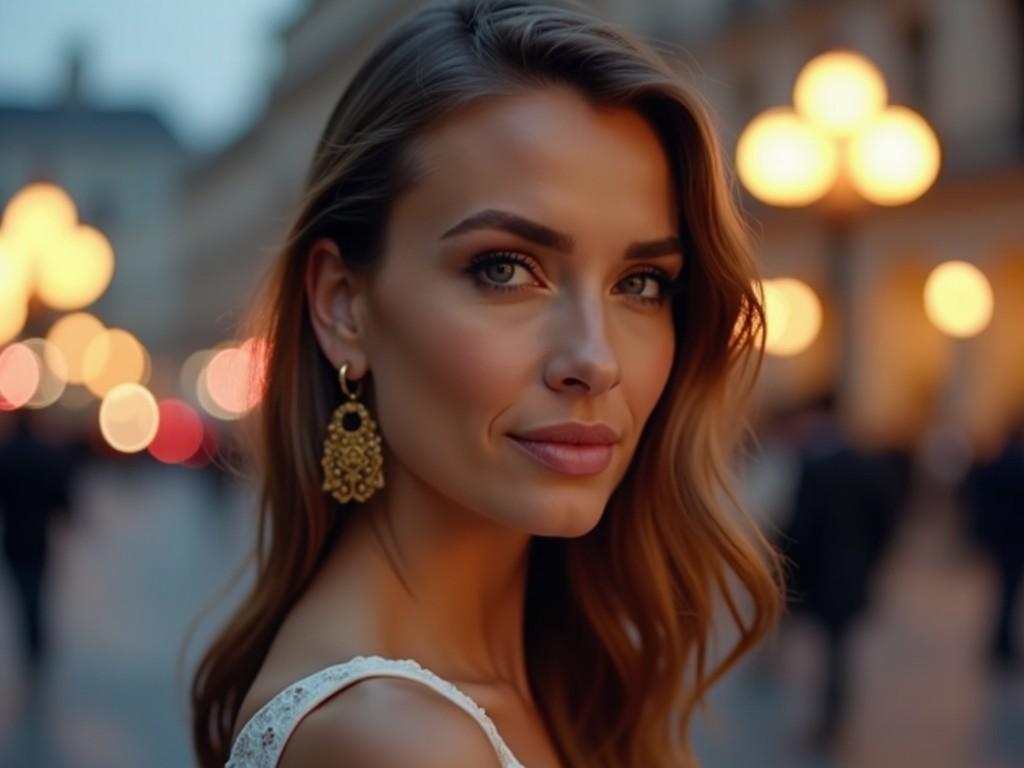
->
<box><xmin>308</xmin><ymin>493</ymin><xmax>535</xmax><ymax>705</ymax></box>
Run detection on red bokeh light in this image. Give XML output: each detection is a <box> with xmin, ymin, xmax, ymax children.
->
<box><xmin>148</xmin><ymin>398</ymin><xmax>204</xmax><ymax>464</ymax></box>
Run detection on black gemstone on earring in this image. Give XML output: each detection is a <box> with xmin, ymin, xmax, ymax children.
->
<box><xmin>342</xmin><ymin>411</ymin><xmax>362</xmax><ymax>431</ymax></box>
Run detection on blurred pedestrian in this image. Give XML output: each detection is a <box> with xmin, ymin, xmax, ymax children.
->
<box><xmin>779</xmin><ymin>391</ymin><xmax>904</xmax><ymax>750</ymax></box>
<box><xmin>0</xmin><ymin>408</ymin><xmax>77</xmax><ymax>674</ymax></box>
<box><xmin>964</xmin><ymin>421</ymin><xmax>1024</xmax><ymax>668</ymax></box>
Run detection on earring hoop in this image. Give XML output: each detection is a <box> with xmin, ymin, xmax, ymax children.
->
<box><xmin>339</xmin><ymin>360</ymin><xmax>362</xmax><ymax>400</ymax></box>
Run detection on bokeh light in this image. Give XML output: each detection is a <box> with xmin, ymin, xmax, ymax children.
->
<box><xmin>736</xmin><ymin>107</ymin><xmax>840</xmax><ymax>206</ymax></box>
<box><xmin>196</xmin><ymin>360</ymin><xmax>238</xmax><ymax>421</ymax></box>
<box><xmin>22</xmin><ymin>337</ymin><xmax>69</xmax><ymax>408</ymax></box>
<box><xmin>98</xmin><ymin>382</ymin><xmax>160</xmax><ymax>453</ymax></box>
<box><xmin>148</xmin><ymin>399</ymin><xmax>205</xmax><ymax>464</ymax></box>
<box><xmin>1</xmin><ymin>182</ymin><xmax>78</xmax><ymax>259</ymax></box>
<box><xmin>0</xmin><ymin>235</ymin><xmax>31</xmax><ymax>345</ymax></box>
<box><xmin>847</xmin><ymin>106</ymin><xmax>942</xmax><ymax>205</ymax></box>
<box><xmin>82</xmin><ymin>327</ymin><xmax>149</xmax><ymax>397</ymax></box>
<box><xmin>794</xmin><ymin>50</ymin><xmax>888</xmax><ymax>136</ymax></box>
<box><xmin>0</xmin><ymin>295</ymin><xmax>28</xmax><ymax>346</ymax></box>
<box><xmin>34</xmin><ymin>224</ymin><xmax>115</xmax><ymax>310</ymax></box>
<box><xmin>0</xmin><ymin>235</ymin><xmax>33</xmax><ymax>305</ymax></box>
<box><xmin>202</xmin><ymin>337</ymin><xmax>268</xmax><ymax>418</ymax></box>
<box><xmin>0</xmin><ymin>342</ymin><xmax>41</xmax><ymax>410</ymax></box>
<box><xmin>761</xmin><ymin>278</ymin><xmax>823</xmax><ymax>356</ymax></box>
<box><xmin>46</xmin><ymin>312</ymin><xmax>106</xmax><ymax>384</ymax></box>
<box><xmin>924</xmin><ymin>261</ymin><xmax>994</xmax><ymax>338</ymax></box>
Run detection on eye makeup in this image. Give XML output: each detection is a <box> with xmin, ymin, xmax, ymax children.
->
<box><xmin>461</xmin><ymin>250</ymin><xmax>683</xmax><ymax>307</ymax></box>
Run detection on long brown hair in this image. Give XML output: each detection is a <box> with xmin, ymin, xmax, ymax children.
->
<box><xmin>188</xmin><ymin>1</ymin><xmax>783</xmax><ymax>765</ymax></box>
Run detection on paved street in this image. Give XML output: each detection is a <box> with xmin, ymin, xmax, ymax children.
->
<box><xmin>0</xmin><ymin>462</ymin><xmax>1021</xmax><ymax>767</ymax></box>
<box><xmin>0</xmin><ymin>461</ymin><xmax>256</xmax><ymax>768</ymax></box>
<box><xmin>693</xmin><ymin>486</ymin><xmax>1024</xmax><ymax>768</ymax></box>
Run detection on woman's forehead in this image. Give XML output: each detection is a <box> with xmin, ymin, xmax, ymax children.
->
<box><xmin>400</xmin><ymin>87</ymin><xmax>676</xmax><ymax>239</ymax></box>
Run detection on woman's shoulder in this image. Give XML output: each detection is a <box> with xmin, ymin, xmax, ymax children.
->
<box><xmin>276</xmin><ymin>673</ymin><xmax>504</xmax><ymax>767</ymax></box>
<box><xmin>231</xmin><ymin>643</ymin><xmax>505</xmax><ymax>768</ymax></box>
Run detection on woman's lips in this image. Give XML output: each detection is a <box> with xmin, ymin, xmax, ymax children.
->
<box><xmin>508</xmin><ymin>436</ymin><xmax>613</xmax><ymax>476</ymax></box>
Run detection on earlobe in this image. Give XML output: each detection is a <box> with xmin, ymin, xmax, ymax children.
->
<box><xmin>305</xmin><ymin>237</ymin><xmax>368</xmax><ymax>376</ymax></box>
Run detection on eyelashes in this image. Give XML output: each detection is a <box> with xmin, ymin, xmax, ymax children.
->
<box><xmin>462</xmin><ymin>250</ymin><xmax>682</xmax><ymax>307</ymax></box>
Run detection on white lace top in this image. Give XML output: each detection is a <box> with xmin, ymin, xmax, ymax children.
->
<box><xmin>225</xmin><ymin>655</ymin><xmax>526</xmax><ymax>767</ymax></box>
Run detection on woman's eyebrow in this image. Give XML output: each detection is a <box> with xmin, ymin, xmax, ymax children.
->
<box><xmin>439</xmin><ymin>208</ymin><xmax>683</xmax><ymax>260</ymax></box>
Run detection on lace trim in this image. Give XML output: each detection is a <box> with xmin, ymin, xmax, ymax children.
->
<box><xmin>225</xmin><ymin>655</ymin><xmax>526</xmax><ymax>767</ymax></box>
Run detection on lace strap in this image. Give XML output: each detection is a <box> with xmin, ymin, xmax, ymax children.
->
<box><xmin>225</xmin><ymin>655</ymin><xmax>525</xmax><ymax>767</ymax></box>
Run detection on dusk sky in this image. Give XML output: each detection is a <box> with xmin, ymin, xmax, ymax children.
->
<box><xmin>0</xmin><ymin>0</ymin><xmax>304</xmax><ymax>149</ymax></box>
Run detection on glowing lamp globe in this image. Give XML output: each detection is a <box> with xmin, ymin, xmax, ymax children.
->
<box><xmin>761</xmin><ymin>278</ymin><xmax>823</xmax><ymax>356</ymax></box>
<box><xmin>847</xmin><ymin>106</ymin><xmax>941</xmax><ymax>205</ymax></box>
<box><xmin>794</xmin><ymin>50</ymin><xmax>888</xmax><ymax>137</ymax></box>
<box><xmin>923</xmin><ymin>261</ymin><xmax>993</xmax><ymax>338</ymax></box>
<box><xmin>736</xmin><ymin>108</ymin><xmax>839</xmax><ymax>207</ymax></box>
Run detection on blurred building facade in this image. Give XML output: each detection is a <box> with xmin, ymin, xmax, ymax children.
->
<box><xmin>0</xmin><ymin>46</ymin><xmax>189</xmax><ymax>355</ymax></box>
<box><xmin>180</xmin><ymin>0</ymin><xmax>1024</xmax><ymax>456</ymax></box>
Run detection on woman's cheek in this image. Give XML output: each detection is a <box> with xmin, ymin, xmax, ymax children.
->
<box><xmin>398</xmin><ymin>302</ymin><xmax>531</xmax><ymax>412</ymax></box>
<box><xmin>429</xmin><ymin>316</ymin><xmax>529</xmax><ymax>406</ymax></box>
<box><xmin>630</xmin><ymin>326</ymin><xmax>676</xmax><ymax>424</ymax></box>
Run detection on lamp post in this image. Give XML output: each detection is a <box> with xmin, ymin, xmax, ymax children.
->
<box><xmin>736</xmin><ymin>50</ymin><xmax>942</xmax><ymax>408</ymax></box>
<box><xmin>920</xmin><ymin>260</ymin><xmax>994</xmax><ymax>485</ymax></box>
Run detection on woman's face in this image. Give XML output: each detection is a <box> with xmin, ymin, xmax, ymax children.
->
<box><xmin>345</xmin><ymin>86</ymin><xmax>681</xmax><ymax>537</ymax></box>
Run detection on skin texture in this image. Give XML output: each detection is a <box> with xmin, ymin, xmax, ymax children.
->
<box><xmin>243</xmin><ymin>85</ymin><xmax>683</xmax><ymax>766</ymax></box>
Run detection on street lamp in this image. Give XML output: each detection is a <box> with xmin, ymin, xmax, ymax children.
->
<box><xmin>736</xmin><ymin>49</ymin><xmax>942</xmax><ymax>404</ymax></box>
<box><xmin>739</xmin><ymin>49</ymin><xmax>941</xmax><ymax>208</ymax></box>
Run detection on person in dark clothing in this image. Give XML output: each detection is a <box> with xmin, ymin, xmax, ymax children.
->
<box><xmin>0</xmin><ymin>408</ymin><xmax>77</xmax><ymax>673</ymax></box>
<box><xmin>964</xmin><ymin>422</ymin><xmax>1024</xmax><ymax>668</ymax></box>
<box><xmin>779</xmin><ymin>392</ymin><xmax>905</xmax><ymax>750</ymax></box>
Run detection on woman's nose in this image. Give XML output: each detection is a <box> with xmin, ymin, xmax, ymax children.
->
<box><xmin>542</xmin><ymin>293</ymin><xmax>621</xmax><ymax>395</ymax></box>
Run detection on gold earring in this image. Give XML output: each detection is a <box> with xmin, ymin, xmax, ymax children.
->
<box><xmin>321</xmin><ymin>361</ymin><xmax>384</xmax><ymax>504</ymax></box>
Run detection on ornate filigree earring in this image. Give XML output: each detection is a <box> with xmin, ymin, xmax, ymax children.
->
<box><xmin>321</xmin><ymin>361</ymin><xmax>384</xmax><ymax>504</ymax></box>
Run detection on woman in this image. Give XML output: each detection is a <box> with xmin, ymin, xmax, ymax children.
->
<box><xmin>190</xmin><ymin>0</ymin><xmax>783</xmax><ymax>765</ymax></box>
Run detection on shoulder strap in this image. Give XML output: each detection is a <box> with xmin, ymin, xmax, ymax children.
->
<box><xmin>225</xmin><ymin>655</ymin><xmax>525</xmax><ymax>768</ymax></box>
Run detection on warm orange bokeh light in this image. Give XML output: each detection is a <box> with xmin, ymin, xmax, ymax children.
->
<box><xmin>924</xmin><ymin>261</ymin><xmax>994</xmax><ymax>338</ymax></box>
<box><xmin>794</xmin><ymin>50</ymin><xmax>888</xmax><ymax>137</ymax></box>
<box><xmin>847</xmin><ymin>106</ymin><xmax>942</xmax><ymax>205</ymax></box>
<box><xmin>1</xmin><ymin>182</ymin><xmax>78</xmax><ymax>258</ymax></box>
<box><xmin>0</xmin><ymin>297</ymin><xmax>28</xmax><ymax>347</ymax></box>
<box><xmin>82</xmin><ymin>327</ymin><xmax>149</xmax><ymax>397</ymax></box>
<box><xmin>736</xmin><ymin>107</ymin><xmax>840</xmax><ymax>206</ymax></box>
<box><xmin>35</xmin><ymin>224</ymin><xmax>115</xmax><ymax>310</ymax></box>
<box><xmin>46</xmin><ymin>312</ymin><xmax>106</xmax><ymax>384</ymax></box>
<box><xmin>0</xmin><ymin>235</ymin><xmax>33</xmax><ymax>305</ymax></box>
<box><xmin>761</xmin><ymin>278</ymin><xmax>823</xmax><ymax>356</ymax></box>
<box><xmin>0</xmin><ymin>235</ymin><xmax>31</xmax><ymax>344</ymax></box>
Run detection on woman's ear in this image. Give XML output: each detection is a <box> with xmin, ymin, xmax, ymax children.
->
<box><xmin>305</xmin><ymin>237</ymin><xmax>370</xmax><ymax>378</ymax></box>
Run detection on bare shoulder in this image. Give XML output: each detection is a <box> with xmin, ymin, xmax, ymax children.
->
<box><xmin>278</xmin><ymin>675</ymin><xmax>503</xmax><ymax>768</ymax></box>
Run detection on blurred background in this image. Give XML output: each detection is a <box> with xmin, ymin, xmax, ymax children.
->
<box><xmin>0</xmin><ymin>1</ymin><xmax>1021</xmax><ymax>766</ymax></box>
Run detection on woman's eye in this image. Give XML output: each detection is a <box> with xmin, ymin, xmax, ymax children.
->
<box><xmin>617</xmin><ymin>272</ymin><xmax>672</xmax><ymax>304</ymax></box>
<box><xmin>463</xmin><ymin>251</ymin><xmax>679</xmax><ymax>306</ymax></box>
<box><xmin>462</xmin><ymin>251</ymin><xmax>541</xmax><ymax>293</ymax></box>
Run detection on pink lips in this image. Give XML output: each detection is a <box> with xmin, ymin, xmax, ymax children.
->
<box><xmin>508</xmin><ymin>422</ymin><xmax>619</xmax><ymax>476</ymax></box>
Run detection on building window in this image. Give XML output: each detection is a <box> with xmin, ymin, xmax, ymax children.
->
<box><xmin>903</xmin><ymin>13</ymin><xmax>931</xmax><ymax>114</ymax></box>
